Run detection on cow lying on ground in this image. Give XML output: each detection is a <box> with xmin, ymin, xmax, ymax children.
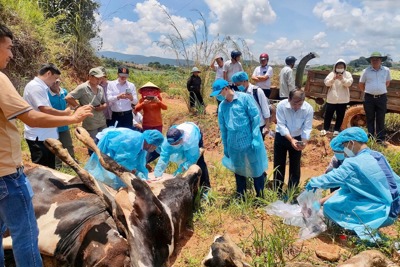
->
<box><xmin>4</xmin><ymin>127</ymin><xmax>201</xmax><ymax>267</ymax></box>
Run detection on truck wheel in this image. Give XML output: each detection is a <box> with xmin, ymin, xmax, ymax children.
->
<box><xmin>341</xmin><ymin>105</ymin><xmax>366</xmax><ymax>130</ymax></box>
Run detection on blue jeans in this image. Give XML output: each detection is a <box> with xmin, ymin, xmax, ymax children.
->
<box><xmin>0</xmin><ymin>168</ymin><xmax>42</xmax><ymax>266</ymax></box>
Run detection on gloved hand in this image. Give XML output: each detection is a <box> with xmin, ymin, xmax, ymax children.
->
<box><xmin>251</xmin><ymin>139</ymin><xmax>259</xmax><ymax>149</ymax></box>
<box><xmin>305</xmin><ymin>182</ymin><xmax>317</xmax><ymax>192</ymax></box>
<box><xmin>136</xmin><ymin>172</ymin><xmax>147</xmax><ymax>180</ymax></box>
<box><xmin>173</xmin><ymin>166</ymin><xmax>184</xmax><ymax>176</ymax></box>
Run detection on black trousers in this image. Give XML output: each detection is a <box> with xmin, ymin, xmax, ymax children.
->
<box><xmin>110</xmin><ymin>111</ymin><xmax>133</xmax><ymax>128</ymax></box>
<box><xmin>26</xmin><ymin>138</ymin><xmax>56</xmax><ymax>169</ymax></box>
<box><xmin>363</xmin><ymin>93</ymin><xmax>387</xmax><ymax>142</ymax></box>
<box><xmin>273</xmin><ymin>132</ymin><xmax>302</xmax><ymax>192</ymax></box>
<box><xmin>197</xmin><ymin>132</ymin><xmax>210</xmax><ymax>188</ymax></box>
<box><xmin>189</xmin><ymin>90</ymin><xmax>205</xmax><ymax>108</ymax></box>
<box><xmin>323</xmin><ymin>103</ymin><xmax>347</xmax><ymax>132</ymax></box>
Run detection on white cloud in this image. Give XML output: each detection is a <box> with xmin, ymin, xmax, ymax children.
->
<box><xmin>205</xmin><ymin>0</ymin><xmax>276</xmax><ymax>36</ymax></box>
<box><xmin>312</xmin><ymin>31</ymin><xmax>329</xmax><ymax>48</ymax></box>
<box><xmin>265</xmin><ymin>37</ymin><xmax>303</xmax><ymax>51</ymax></box>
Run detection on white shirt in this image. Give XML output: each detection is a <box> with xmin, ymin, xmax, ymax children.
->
<box><xmin>213</xmin><ymin>64</ymin><xmax>224</xmax><ymax>80</ymax></box>
<box><xmin>23</xmin><ymin>77</ymin><xmax>58</xmax><ymax>140</ymax></box>
<box><xmin>107</xmin><ymin>79</ymin><xmax>138</xmax><ymax>112</ymax></box>
<box><xmin>246</xmin><ymin>84</ymin><xmax>270</xmax><ymax>127</ymax></box>
<box><xmin>279</xmin><ymin>66</ymin><xmax>295</xmax><ymax>98</ymax></box>
<box><xmin>223</xmin><ymin>60</ymin><xmax>243</xmax><ymax>82</ymax></box>
<box><xmin>276</xmin><ymin>99</ymin><xmax>314</xmax><ymax>140</ymax></box>
<box><xmin>252</xmin><ymin>65</ymin><xmax>273</xmax><ymax>89</ymax></box>
<box><xmin>359</xmin><ymin>66</ymin><xmax>391</xmax><ymax>95</ymax></box>
<box><xmin>132</xmin><ymin>112</ymin><xmax>143</xmax><ymax>125</ymax></box>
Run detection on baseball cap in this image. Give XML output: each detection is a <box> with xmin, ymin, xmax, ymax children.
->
<box><xmin>89</xmin><ymin>67</ymin><xmax>104</xmax><ymax>78</ymax></box>
<box><xmin>118</xmin><ymin>66</ymin><xmax>129</xmax><ymax>77</ymax></box>
<box><xmin>167</xmin><ymin>127</ymin><xmax>184</xmax><ymax>144</ymax></box>
<box><xmin>210</xmin><ymin>79</ymin><xmax>229</xmax><ymax>97</ymax></box>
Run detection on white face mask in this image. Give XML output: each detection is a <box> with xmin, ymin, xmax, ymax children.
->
<box><xmin>335</xmin><ymin>68</ymin><xmax>345</xmax><ymax>73</ymax></box>
<box><xmin>343</xmin><ymin>141</ymin><xmax>355</xmax><ymax>157</ymax></box>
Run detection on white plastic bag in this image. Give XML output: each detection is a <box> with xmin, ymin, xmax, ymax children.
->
<box><xmin>265</xmin><ymin>190</ymin><xmax>327</xmax><ymax>240</ymax></box>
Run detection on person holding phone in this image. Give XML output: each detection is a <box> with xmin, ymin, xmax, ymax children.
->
<box><xmin>321</xmin><ymin>59</ymin><xmax>353</xmax><ymax>137</ymax></box>
<box><xmin>135</xmin><ymin>82</ymin><xmax>167</xmax><ymax>133</ymax></box>
<box><xmin>273</xmin><ymin>89</ymin><xmax>314</xmax><ymax>194</ymax></box>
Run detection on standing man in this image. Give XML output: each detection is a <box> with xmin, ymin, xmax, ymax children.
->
<box><xmin>279</xmin><ymin>56</ymin><xmax>297</xmax><ymax>100</ymax></box>
<box><xmin>223</xmin><ymin>50</ymin><xmax>243</xmax><ymax>83</ymax></box>
<box><xmin>252</xmin><ymin>53</ymin><xmax>273</xmax><ymax>98</ymax></box>
<box><xmin>107</xmin><ymin>66</ymin><xmax>138</xmax><ymax>128</ymax></box>
<box><xmin>65</xmin><ymin>68</ymin><xmax>108</xmax><ymax>144</ymax></box>
<box><xmin>154</xmin><ymin>122</ymin><xmax>211</xmax><ymax>189</ymax></box>
<box><xmin>23</xmin><ymin>63</ymin><xmax>71</xmax><ymax>169</ymax></box>
<box><xmin>210</xmin><ymin>80</ymin><xmax>268</xmax><ymax>198</ymax></box>
<box><xmin>231</xmin><ymin>71</ymin><xmax>270</xmax><ymax>139</ymax></box>
<box><xmin>186</xmin><ymin>67</ymin><xmax>205</xmax><ymax>110</ymax></box>
<box><xmin>210</xmin><ymin>56</ymin><xmax>224</xmax><ymax>80</ymax></box>
<box><xmin>273</xmin><ymin>89</ymin><xmax>313</xmax><ymax>193</ymax></box>
<box><xmin>359</xmin><ymin>52</ymin><xmax>391</xmax><ymax>145</ymax></box>
<box><xmin>48</xmin><ymin>79</ymin><xmax>76</xmax><ymax>168</ymax></box>
<box><xmin>210</xmin><ymin>56</ymin><xmax>224</xmax><ymax>114</ymax></box>
<box><xmin>0</xmin><ymin>24</ymin><xmax>92</xmax><ymax>267</ymax></box>
<box><xmin>97</xmin><ymin>66</ymin><xmax>113</xmax><ymax>127</ymax></box>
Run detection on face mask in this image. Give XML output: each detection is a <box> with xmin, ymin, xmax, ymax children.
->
<box><xmin>343</xmin><ymin>141</ymin><xmax>355</xmax><ymax>157</ymax></box>
<box><xmin>334</xmin><ymin>152</ymin><xmax>345</xmax><ymax>161</ymax></box>
<box><xmin>216</xmin><ymin>95</ymin><xmax>225</xmax><ymax>102</ymax></box>
<box><xmin>237</xmin><ymin>85</ymin><xmax>246</xmax><ymax>92</ymax></box>
<box><xmin>335</xmin><ymin>68</ymin><xmax>345</xmax><ymax>74</ymax></box>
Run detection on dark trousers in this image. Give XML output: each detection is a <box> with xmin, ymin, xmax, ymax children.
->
<box><xmin>323</xmin><ymin>103</ymin><xmax>347</xmax><ymax>132</ymax></box>
<box><xmin>26</xmin><ymin>138</ymin><xmax>56</xmax><ymax>169</ymax></box>
<box><xmin>273</xmin><ymin>133</ymin><xmax>302</xmax><ymax>192</ymax></box>
<box><xmin>111</xmin><ymin>111</ymin><xmax>133</xmax><ymax>128</ymax></box>
<box><xmin>364</xmin><ymin>93</ymin><xmax>387</xmax><ymax>142</ymax></box>
<box><xmin>235</xmin><ymin>172</ymin><xmax>265</xmax><ymax>198</ymax></box>
<box><xmin>189</xmin><ymin>90</ymin><xmax>205</xmax><ymax>108</ymax></box>
<box><xmin>262</xmin><ymin>88</ymin><xmax>271</xmax><ymax>98</ymax></box>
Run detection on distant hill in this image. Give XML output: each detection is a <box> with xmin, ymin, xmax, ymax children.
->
<box><xmin>97</xmin><ymin>51</ymin><xmax>193</xmax><ymax>66</ymax></box>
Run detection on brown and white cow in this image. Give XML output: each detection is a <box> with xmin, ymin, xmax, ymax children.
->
<box><xmin>4</xmin><ymin>127</ymin><xmax>201</xmax><ymax>267</ymax></box>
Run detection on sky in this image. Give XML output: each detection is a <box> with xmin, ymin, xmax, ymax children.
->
<box><xmin>96</xmin><ymin>0</ymin><xmax>400</xmax><ymax>65</ymax></box>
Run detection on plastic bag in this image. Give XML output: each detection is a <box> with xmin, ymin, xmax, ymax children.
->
<box><xmin>265</xmin><ymin>189</ymin><xmax>327</xmax><ymax>240</ymax></box>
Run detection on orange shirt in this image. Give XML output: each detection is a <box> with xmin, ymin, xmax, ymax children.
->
<box><xmin>0</xmin><ymin>72</ymin><xmax>32</xmax><ymax>176</ymax></box>
<box><xmin>135</xmin><ymin>96</ymin><xmax>167</xmax><ymax>128</ymax></box>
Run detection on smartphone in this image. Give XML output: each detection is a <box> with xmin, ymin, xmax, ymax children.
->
<box><xmin>146</xmin><ymin>96</ymin><xmax>155</xmax><ymax>100</ymax></box>
<box><xmin>297</xmin><ymin>141</ymin><xmax>304</xmax><ymax>146</ymax></box>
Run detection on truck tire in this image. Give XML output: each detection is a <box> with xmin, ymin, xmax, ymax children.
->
<box><xmin>341</xmin><ymin>105</ymin><xmax>366</xmax><ymax>130</ymax></box>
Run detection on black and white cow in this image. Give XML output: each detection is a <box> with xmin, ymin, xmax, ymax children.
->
<box><xmin>4</xmin><ymin>127</ymin><xmax>201</xmax><ymax>267</ymax></box>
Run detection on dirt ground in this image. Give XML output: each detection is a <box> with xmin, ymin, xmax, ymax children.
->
<box><xmin>160</xmin><ymin>96</ymin><xmax>400</xmax><ymax>266</ymax></box>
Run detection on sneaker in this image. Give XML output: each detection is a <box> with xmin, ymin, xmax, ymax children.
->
<box><xmin>333</xmin><ymin>131</ymin><xmax>339</xmax><ymax>137</ymax></box>
<box><xmin>320</xmin><ymin>129</ymin><xmax>327</xmax><ymax>136</ymax></box>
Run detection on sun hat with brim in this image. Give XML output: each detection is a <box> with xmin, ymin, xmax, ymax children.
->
<box><xmin>138</xmin><ymin>82</ymin><xmax>161</xmax><ymax>93</ymax></box>
<box><xmin>330</xmin><ymin>127</ymin><xmax>368</xmax><ymax>151</ymax></box>
<box><xmin>366</xmin><ymin>51</ymin><xmax>387</xmax><ymax>63</ymax></box>
<box><xmin>210</xmin><ymin>79</ymin><xmax>229</xmax><ymax>97</ymax></box>
<box><xmin>191</xmin><ymin>67</ymin><xmax>201</xmax><ymax>73</ymax></box>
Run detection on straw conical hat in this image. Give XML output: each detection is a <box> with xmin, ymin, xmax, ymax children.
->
<box><xmin>139</xmin><ymin>82</ymin><xmax>160</xmax><ymax>92</ymax></box>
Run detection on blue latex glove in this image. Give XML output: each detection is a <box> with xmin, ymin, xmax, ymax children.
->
<box><xmin>136</xmin><ymin>172</ymin><xmax>147</xmax><ymax>180</ymax></box>
<box><xmin>173</xmin><ymin>166</ymin><xmax>184</xmax><ymax>176</ymax></box>
<box><xmin>251</xmin><ymin>139</ymin><xmax>259</xmax><ymax>150</ymax></box>
<box><xmin>305</xmin><ymin>182</ymin><xmax>317</xmax><ymax>192</ymax></box>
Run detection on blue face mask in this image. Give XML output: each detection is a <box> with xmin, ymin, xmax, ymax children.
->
<box><xmin>237</xmin><ymin>85</ymin><xmax>246</xmax><ymax>92</ymax></box>
<box><xmin>334</xmin><ymin>152</ymin><xmax>345</xmax><ymax>161</ymax></box>
<box><xmin>216</xmin><ymin>95</ymin><xmax>225</xmax><ymax>102</ymax></box>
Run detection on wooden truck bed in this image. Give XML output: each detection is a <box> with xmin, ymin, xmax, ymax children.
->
<box><xmin>304</xmin><ymin>69</ymin><xmax>400</xmax><ymax>113</ymax></box>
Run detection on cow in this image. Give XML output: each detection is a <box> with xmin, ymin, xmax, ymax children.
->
<box><xmin>4</xmin><ymin>127</ymin><xmax>201</xmax><ymax>267</ymax></box>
